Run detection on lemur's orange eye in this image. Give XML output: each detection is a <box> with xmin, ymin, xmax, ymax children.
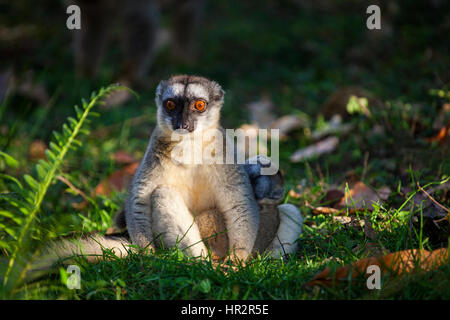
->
<box><xmin>165</xmin><ymin>100</ymin><xmax>176</xmax><ymax>110</ymax></box>
<box><xmin>193</xmin><ymin>100</ymin><xmax>207</xmax><ymax>112</ymax></box>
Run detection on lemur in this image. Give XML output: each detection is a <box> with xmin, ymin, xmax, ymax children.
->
<box><xmin>36</xmin><ymin>75</ymin><xmax>303</xmax><ymax>275</ymax></box>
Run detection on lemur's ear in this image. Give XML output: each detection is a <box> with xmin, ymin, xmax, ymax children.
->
<box><xmin>211</xmin><ymin>81</ymin><xmax>224</xmax><ymax>101</ymax></box>
<box><xmin>155</xmin><ymin>80</ymin><xmax>167</xmax><ymax>100</ymax></box>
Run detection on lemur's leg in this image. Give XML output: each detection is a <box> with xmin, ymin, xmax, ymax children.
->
<box><xmin>214</xmin><ymin>165</ymin><xmax>260</xmax><ymax>261</ymax></box>
<box><xmin>151</xmin><ymin>186</ymin><xmax>208</xmax><ymax>258</ymax></box>
<box><xmin>267</xmin><ymin>204</ymin><xmax>303</xmax><ymax>258</ymax></box>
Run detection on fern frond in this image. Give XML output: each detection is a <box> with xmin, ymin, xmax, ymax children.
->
<box><xmin>1</xmin><ymin>84</ymin><xmax>128</xmax><ymax>294</ymax></box>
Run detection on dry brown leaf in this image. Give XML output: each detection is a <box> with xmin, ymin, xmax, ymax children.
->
<box><xmin>245</xmin><ymin>96</ymin><xmax>305</xmax><ymax>139</ymax></box>
<box><xmin>311</xmin><ymin>115</ymin><xmax>353</xmax><ymax>140</ymax></box>
<box><xmin>322</xmin><ymin>189</ymin><xmax>345</xmax><ymax>207</ymax></box>
<box><xmin>425</xmin><ymin>122</ymin><xmax>450</xmax><ymax>145</ymax></box>
<box><xmin>306</xmin><ymin>203</ymin><xmax>366</xmax><ymax>216</ymax></box>
<box><xmin>306</xmin><ymin>248</ymin><xmax>449</xmax><ymax>287</ymax></box>
<box><xmin>312</xmin><ymin>206</ymin><xmax>341</xmax><ymax>215</ymax></box>
<box><xmin>270</xmin><ymin>114</ymin><xmax>305</xmax><ymax>138</ymax></box>
<box><xmin>95</xmin><ymin>162</ymin><xmax>139</xmax><ymax>196</ymax></box>
<box><xmin>307</xmin><ymin>182</ymin><xmax>390</xmax><ymax>216</ymax></box>
<box><xmin>290</xmin><ymin>136</ymin><xmax>339</xmax><ymax>163</ymax></box>
<box><xmin>336</xmin><ymin>181</ymin><xmax>391</xmax><ymax>209</ymax></box>
<box><xmin>409</xmin><ymin>182</ymin><xmax>450</xmax><ymax>219</ymax></box>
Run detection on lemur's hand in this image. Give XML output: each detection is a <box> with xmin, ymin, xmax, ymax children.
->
<box><xmin>244</xmin><ymin>155</ymin><xmax>282</xmax><ymax>200</ymax></box>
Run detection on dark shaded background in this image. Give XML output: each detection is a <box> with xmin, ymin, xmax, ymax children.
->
<box><xmin>1</xmin><ymin>0</ymin><xmax>449</xmax><ymax>183</ymax></box>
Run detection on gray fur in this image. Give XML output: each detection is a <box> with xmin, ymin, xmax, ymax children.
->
<box><xmin>36</xmin><ymin>76</ymin><xmax>303</xmax><ymax>272</ymax></box>
<box><xmin>125</xmin><ymin>75</ymin><xmax>259</xmax><ymax>260</ymax></box>
<box><xmin>124</xmin><ymin>75</ymin><xmax>304</xmax><ymax>261</ymax></box>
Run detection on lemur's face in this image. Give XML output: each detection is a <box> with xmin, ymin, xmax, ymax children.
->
<box><xmin>155</xmin><ymin>75</ymin><xmax>224</xmax><ymax>133</ymax></box>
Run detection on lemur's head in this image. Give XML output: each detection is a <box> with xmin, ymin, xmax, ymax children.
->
<box><xmin>155</xmin><ymin>75</ymin><xmax>224</xmax><ymax>134</ymax></box>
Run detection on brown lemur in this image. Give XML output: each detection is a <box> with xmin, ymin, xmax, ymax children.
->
<box><xmin>122</xmin><ymin>74</ymin><xmax>303</xmax><ymax>261</ymax></box>
<box><xmin>37</xmin><ymin>75</ymin><xmax>303</xmax><ymax>272</ymax></box>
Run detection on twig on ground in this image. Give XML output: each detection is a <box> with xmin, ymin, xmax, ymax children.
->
<box><xmin>57</xmin><ymin>175</ymin><xmax>89</xmax><ymax>202</ymax></box>
<box><xmin>416</xmin><ymin>182</ymin><xmax>450</xmax><ymax>215</ymax></box>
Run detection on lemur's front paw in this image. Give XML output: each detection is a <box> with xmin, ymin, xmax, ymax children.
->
<box><xmin>244</xmin><ymin>155</ymin><xmax>284</xmax><ymax>200</ymax></box>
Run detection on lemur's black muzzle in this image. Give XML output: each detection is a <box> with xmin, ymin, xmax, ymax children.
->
<box><xmin>173</xmin><ymin>113</ymin><xmax>194</xmax><ymax>132</ymax></box>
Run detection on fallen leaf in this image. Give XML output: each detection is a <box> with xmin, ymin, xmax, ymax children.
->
<box><xmin>290</xmin><ymin>136</ymin><xmax>339</xmax><ymax>163</ymax></box>
<box><xmin>335</xmin><ymin>181</ymin><xmax>391</xmax><ymax>209</ymax></box>
<box><xmin>245</xmin><ymin>96</ymin><xmax>305</xmax><ymax>139</ymax></box>
<box><xmin>306</xmin><ymin>202</ymin><xmax>366</xmax><ymax>216</ymax></box>
<box><xmin>410</xmin><ymin>182</ymin><xmax>450</xmax><ymax>219</ymax></box>
<box><xmin>270</xmin><ymin>114</ymin><xmax>306</xmax><ymax>138</ymax></box>
<box><xmin>322</xmin><ymin>189</ymin><xmax>345</xmax><ymax>207</ymax></box>
<box><xmin>95</xmin><ymin>162</ymin><xmax>139</xmax><ymax>196</ymax></box>
<box><xmin>311</xmin><ymin>115</ymin><xmax>353</xmax><ymax>140</ymax></box>
<box><xmin>425</xmin><ymin>122</ymin><xmax>450</xmax><ymax>145</ymax></box>
<box><xmin>306</xmin><ymin>248</ymin><xmax>449</xmax><ymax>287</ymax></box>
<box><xmin>411</xmin><ymin>182</ymin><xmax>450</xmax><ymax>246</ymax></box>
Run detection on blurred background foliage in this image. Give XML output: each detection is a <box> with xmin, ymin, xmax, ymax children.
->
<box><xmin>0</xmin><ymin>0</ymin><xmax>449</xmax><ymax>299</ymax></box>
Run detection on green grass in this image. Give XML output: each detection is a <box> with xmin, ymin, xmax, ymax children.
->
<box><xmin>1</xmin><ymin>0</ymin><xmax>449</xmax><ymax>299</ymax></box>
<box><xmin>20</xmin><ymin>214</ymin><xmax>450</xmax><ymax>299</ymax></box>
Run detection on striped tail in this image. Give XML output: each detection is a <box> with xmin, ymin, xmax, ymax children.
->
<box><xmin>27</xmin><ymin>235</ymin><xmax>132</xmax><ymax>281</ymax></box>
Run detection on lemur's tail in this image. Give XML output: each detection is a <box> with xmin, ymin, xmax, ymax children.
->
<box><xmin>28</xmin><ymin>235</ymin><xmax>132</xmax><ymax>281</ymax></box>
<box><xmin>268</xmin><ymin>204</ymin><xmax>303</xmax><ymax>258</ymax></box>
